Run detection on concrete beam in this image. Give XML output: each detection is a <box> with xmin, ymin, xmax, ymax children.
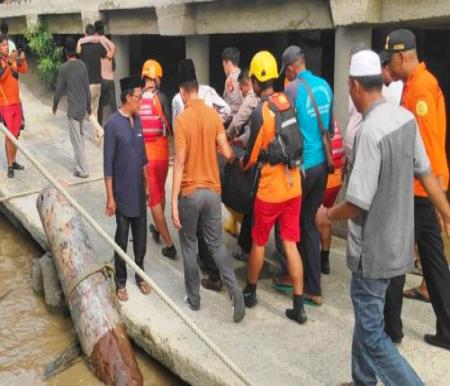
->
<box><xmin>195</xmin><ymin>0</ymin><xmax>332</xmax><ymax>34</ymax></box>
<box><xmin>107</xmin><ymin>9</ymin><xmax>159</xmax><ymax>35</ymax></box>
<box><xmin>0</xmin><ymin>0</ymin><xmax>83</xmax><ymax>18</ymax></box>
<box><xmin>333</xmin><ymin>27</ymin><xmax>372</xmax><ymax>132</ymax></box>
<box><xmin>156</xmin><ymin>4</ymin><xmax>195</xmax><ymax>36</ymax></box>
<box><xmin>330</xmin><ymin>0</ymin><xmax>381</xmax><ymax>27</ymax></box>
<box><xmin>380</xmin><ymin>0</ymin><xmax>450</xmax><ymax>25</ymax></box>
<box><xmin>41</xmin><ymin>13</ymin><xmax>84</xmax><ymax>35</ymax></box>
<box><xmin>185</xmin><ymin>35</ymin><xmax>210</xmax><ymax>84</ymax></box>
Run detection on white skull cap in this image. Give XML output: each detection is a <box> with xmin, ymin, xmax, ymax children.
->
<box><xmin>349</xmin><ymin>50</ymin><xmax>382</xmax><ymax>77</ymax></box>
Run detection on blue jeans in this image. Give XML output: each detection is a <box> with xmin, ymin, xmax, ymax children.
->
<box><xmin>351</xmin><ymin>272</ymin><xmax>424</xmax><ymax>386</ymax></box>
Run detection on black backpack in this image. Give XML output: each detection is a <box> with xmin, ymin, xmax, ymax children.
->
<box><xmin>259</xmin><ymin>93</ymin><xmax>303</xmax><ymax>169</ymax></box>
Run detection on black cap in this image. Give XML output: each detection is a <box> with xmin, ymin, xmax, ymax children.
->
<box><xmin>120</xmin><ymin>75</ymin><xmax>143</xmax><ymax>93</ymax></box>
<box><xmin>64</xmin><ymin>37</ymin><xmax>76</xmax><ymax>55</ymax></box>
<box><xmin>280</xmin><ymin>45</ymin><xmax>304</xmax><ymax>75</ymax></box>
<box><xmin>384</xmin><ymin>29</ymin><xmax>416</xmax><ymax>53</ymax></box>
<box><xmin>379</xmin><ymin>50</ymin><xmax>391</xmax><ymax>66</ymax></box>
<box><xmin>177</xmin><ymin>58</ymin><xmax>197</xmax><ymax>85</ymax></box>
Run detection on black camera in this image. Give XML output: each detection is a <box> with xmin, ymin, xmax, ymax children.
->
<box><xmin>15</xmin><ymin>38</ymin><xmax>27</xmax><ymax>56</ymax></box>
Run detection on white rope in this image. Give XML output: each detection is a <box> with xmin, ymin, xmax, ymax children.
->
<box><xmin>0</xmin><ymin>176</ymin><xmax>103</xmax><ymax>203</ymax></box>
<box><xmin>0</xmin><ymin>122</ymin><xmax>252</xmax><ymax>386</ymax></box>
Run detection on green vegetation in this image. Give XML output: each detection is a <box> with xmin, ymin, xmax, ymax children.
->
<box><xmin>25</xmin><ymin>24</ymin><xmax>63</xmax><ymax>90</ymax></box>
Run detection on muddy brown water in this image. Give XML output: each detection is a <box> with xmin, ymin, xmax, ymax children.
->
<box><xmin>0</xmin><ymin>214</ymin><xmax>187</xmax><ymax>386</ymax></box>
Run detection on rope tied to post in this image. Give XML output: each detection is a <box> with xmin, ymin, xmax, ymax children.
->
<box><xmin>66</xmin><ymin>262</ymin><xmax>115</xmax><ymax>302</ymax></box>
<box><xmin>0</xmin><ymin>122</ymin><xmax>252</xmax><ymax>386</ymax></box>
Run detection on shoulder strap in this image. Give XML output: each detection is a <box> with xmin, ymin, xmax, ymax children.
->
<box><xmin>298</xmin><ymin>77</ymin><xmax>326</xmax><ymax>136</ymax></box>
<box><xmin>153</xmin><ymin>91</ymin><xmax>171</xmax><ymax>130</ymax></box>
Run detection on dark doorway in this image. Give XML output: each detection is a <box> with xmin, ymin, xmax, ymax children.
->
<box><xmin>130</xmin><ymin>35</ymin><xmax>185</xmax><ymax>101</ymax></box>
<box><xmin>209</xmin><ymin>30</ymin><xmax>335</xmax><ymax>95</ymax></box>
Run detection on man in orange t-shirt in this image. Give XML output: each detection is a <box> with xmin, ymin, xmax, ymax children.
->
<box><xmin>0</xmin><ymin>35</ymin><xmax>27</xmax><ymax>178</ymax></box>
<box><xmin>386</xmin><ymin>29</ymin><xmax>450</xmax><ymax>350</ymax></box>
<box><xmin>171</xmin><ymin>59</ymin><xmax>245</xmax><ymax>323</ymax></box>
<box><xmin>241</xmin><ymin>51</ymin><xmax>307</xmax><ymax>324</ymax></box>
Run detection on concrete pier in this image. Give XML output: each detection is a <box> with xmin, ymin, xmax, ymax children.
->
<box><xmin>0</xmin><ymin>82</ymin><xmax>449</xmax><ymax>385</ymax></box>
<box><xmin>186</xmin><ymin>35</ymin><xmax>210</xmax><ymax>85</ymax></box>
<box><xmin>333</xmin><ymin>26</ymin><xmax>372</xmax><ymax>132</ymax></box>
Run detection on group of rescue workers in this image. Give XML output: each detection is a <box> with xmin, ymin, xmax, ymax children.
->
<box><xmin>2</xmin><ymin>21</ymin><xmax>450</xmax><ymax>385</ymax></box>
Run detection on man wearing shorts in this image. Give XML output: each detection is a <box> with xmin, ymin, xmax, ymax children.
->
<box><xmin>0</xmin><ymin>35</ymin><xmax>27</xmax><ymax>178</ymax></box>
<box><xmin>140</xmin><ymin>59</ymin><xmax>177</xmax><ymax>259</ymax></box>
<box><xmin>241</xmin><ymin>50</ymin><xmax>307</xmax><ymax>324</ymax></box>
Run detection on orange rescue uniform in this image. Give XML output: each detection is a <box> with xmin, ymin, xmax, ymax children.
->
<box><xmin>140</xmin><ymin>90</ymin><xmax>171</xmax><ymax>207</ymax></box>
<box><xmin>402</xmin><ymin>62</ymin><xmax>448</xmax><ymax>196</ymax></box>
<box><xmin>245</xmin><ymin>98</ymin><xmax>301</xmax><ymax>203</ymax></box>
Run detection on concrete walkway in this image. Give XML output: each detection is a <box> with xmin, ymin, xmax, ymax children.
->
<box><xmin>1</xmin><ymin>83</ymin><xmax>449</xmax><ymax>386</ymax></box>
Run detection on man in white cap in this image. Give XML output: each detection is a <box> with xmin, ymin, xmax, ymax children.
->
<box><xmin>316</xmin><ymin>50</ymin><xmax>450</xmax><ymax>386</ymax></box>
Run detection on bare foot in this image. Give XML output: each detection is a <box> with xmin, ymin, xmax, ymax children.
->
<box><xmin>138</xmin><ymin>281</ymin><xmax>151</xmax><ymax>295</ymax></box>
<box><xmin>303</xmin><ymin>293</ymin><xmax>323</xmax><ymax>306</ymax></box>
<box><xmin>117</xmin><ymin>287</ymin><xmax>129</xmax><ymax>301</ymax></box>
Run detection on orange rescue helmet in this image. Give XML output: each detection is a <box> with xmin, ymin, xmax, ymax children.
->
<box><xmin>141</xmin><ymin>59</ymin><xmax>163</xmax><ymax>80</ymax></box>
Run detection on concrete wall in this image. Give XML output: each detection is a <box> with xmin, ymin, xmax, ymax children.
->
<box><xmin>106</xmin><ymin>9</ymin><xmax>159</xmax><ymax>35</ymax></box>
<box><xmin>193</xmin><ymin>0</ymin><xmax>333</xmax><ymax>34</ymax></box>
<box><xmin>1</xmin><ymin>16</ymin><xmax>27</xmax><ymax>35</ymax></box>
<box><xmin>40</xmin><ymin>14</ymin><xmax>83</xmax><ymax>35</ymax></box>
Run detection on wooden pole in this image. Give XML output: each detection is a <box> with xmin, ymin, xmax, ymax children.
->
<box><xmin>37</xmin><ymin>186</ymin><xmax>143</xmax><ymax>386</ymax></box>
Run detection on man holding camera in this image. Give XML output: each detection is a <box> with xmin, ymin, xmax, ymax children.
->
<box><xmin>0</xmin><ymin>34</ymin><xmax>27</xmax><ymax>178</ymax></box>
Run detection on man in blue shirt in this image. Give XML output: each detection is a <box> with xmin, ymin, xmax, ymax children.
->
<box><xmin>104</xmin><ymin>75</ymin><xmax>150</xmax><ymax>301</ymax></box>
<box><xmin>283</xmin><ymin>45</ymin><xmax>333</xmax><ymax>305</ymax></box>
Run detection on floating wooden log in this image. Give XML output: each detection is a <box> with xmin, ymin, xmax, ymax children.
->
<box><xmin>37</xmin><ymin>186</ymin><xmax>143</xmax><ymax>386</ymax></box>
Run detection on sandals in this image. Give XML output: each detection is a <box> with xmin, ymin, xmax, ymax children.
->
<box><xmin>272</xmin><ymin>275</ymin><xmax>293</xmax><ymax>294</ymax></box>
<box><xmin>301</xmin><ymin>294</ymin><xmax>323</xmax><ymax>307</ymax></box>
<box><xmin>403</xmin><ymin>287</ymin><xmax>430</xmax><ymax>303</ymax></box>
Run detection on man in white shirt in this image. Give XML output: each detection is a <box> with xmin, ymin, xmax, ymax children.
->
<box><xmin>172</xmin><ymin>84</ymin><xmax>230</xmax><ymax>123</ymax></box>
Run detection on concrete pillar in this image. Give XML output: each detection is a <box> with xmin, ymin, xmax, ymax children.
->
<box><xmin>333</xmin><ymin>27</ymin><xmax>372</xmax><ymax>132</ymax></box>
<box><xmin>185</xmin><ymin>35</ymin><xmax>210</xmax><ymax>85</ymax></box>
<box><xmin>26</xmin><ymin>14</ymin><xmax>40</xmax><ymax>31</ymax></box>
<box><xmin>112</xmin><ymin>35</ymin><xmax>130</xmax><ymax>107</ymax></box>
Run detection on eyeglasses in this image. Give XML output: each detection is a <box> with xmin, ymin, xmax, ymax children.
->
<box><xmin>132</xmin><ymin>94</ymin><xmax>143</xmax><ymax>101</ymax></box>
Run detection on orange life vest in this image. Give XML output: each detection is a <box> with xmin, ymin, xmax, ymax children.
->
<box><xmin>139</xmin><ymin>91</ymin><xmax>170</xmax><ymax>143</ymax></box>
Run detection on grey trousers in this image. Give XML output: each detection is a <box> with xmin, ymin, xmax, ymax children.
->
<box><xmin>68</xmin><ymin>117</ymin><xmax>88</xmax><ymax>176</ymax></box>
<box><xmin>178</xmin><ymin>189</ymin><xmax>241</xmax><ymax>307</ymax></box>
